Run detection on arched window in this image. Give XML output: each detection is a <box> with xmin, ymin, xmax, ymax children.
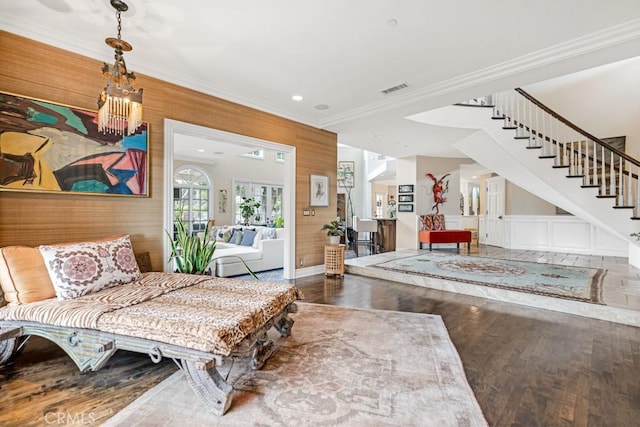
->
<box><xmin>173</xmin><ymin>166</ymin><xmax>212</xmax><ymax>236</ymax></box>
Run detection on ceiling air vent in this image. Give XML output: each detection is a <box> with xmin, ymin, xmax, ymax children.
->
<box><xmin>381</xmin><ymin>82</ymin><xmax>409</xmax><ymax>95</ymax></box>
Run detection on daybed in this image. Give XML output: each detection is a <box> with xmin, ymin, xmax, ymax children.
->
<box><xmin>206</xmin><ymin>226</ymin><xmax>284</xmax><ymax>277</ymax></box>
<box><xmin>0</xmin><ymin>235</ymin><xmax>301</xmax><ymax>416</ymax></box>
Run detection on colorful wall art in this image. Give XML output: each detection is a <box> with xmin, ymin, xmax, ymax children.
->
<box><xmin>0</xmin><ymin>92</ymin><xmax>148</xmax><ymax>196</ymax></box>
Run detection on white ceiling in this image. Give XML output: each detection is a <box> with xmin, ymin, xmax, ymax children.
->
<box><xmin>2</xmin><ymin>0</ymin><xmax>640</xmax><ymax>160</ymax></box>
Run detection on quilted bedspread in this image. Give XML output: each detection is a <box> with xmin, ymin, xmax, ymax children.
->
<box><xmin>0</xmin><ymin>273</ymin><xmax>301</xmax><ymax>355</ymax></box>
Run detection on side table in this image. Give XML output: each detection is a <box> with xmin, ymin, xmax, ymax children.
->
<box><xmin>324</xmin><ymin>244</ymin><xmax>345</xmax><ymax>277</ymax></box>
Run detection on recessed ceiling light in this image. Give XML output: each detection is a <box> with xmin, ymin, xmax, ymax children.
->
<box><xmin>387</xmin><ymin>19</ymin><xmax>398</xmax><ymax>27</ymax></box>
<box><xmin>314</xmin><ymin>104</ymin><xmax>329</xmax><ymax>110</ymax></box>
<box><xmin>292</xmin><ymin>95</ymin><xmax>303</xmax><ymax>101</ymax></box>
<box><xmin>197</xmin><ymin>149</ymin><xmax>205</xmax><ymax>153</ymax></box>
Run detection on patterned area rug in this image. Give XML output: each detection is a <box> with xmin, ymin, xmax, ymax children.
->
<box><xmin>373</xmin><ymin>253</ymin><xmax>605</xmax><ymax>303</ymax></box>
<box><xmin>105</xmin><ymin>303</ymin><xmax>487</xmax><ymax>426</ymax></box>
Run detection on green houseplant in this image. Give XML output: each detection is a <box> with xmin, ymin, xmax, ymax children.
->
<box><xmin>167</xmin><ymin>218</ymin><xmax>217</xmax><ymax>275</ymax></box>
<box><xmin>168</xmin><ymin>218</ymin><xmax>259</xmax><ymax>278</ymax></box>
<box><xmin>239</xmin><ymin>197</ymin><xmax>261</xmax><ymax>225</ymax></box>
<box><xmin>322</xmin><ymin>220</ymin><xmax>344</xmax><ymax>244</ymax></box>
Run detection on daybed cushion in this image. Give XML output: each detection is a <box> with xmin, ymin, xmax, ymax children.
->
<box><xmin>38</xmin><ymin>234</ymin><xmax>140</xmax><ymax>301</ymax></box>
<box><xmin>0</xmin><ymin>246</ymin><xmax>55</xmax><ymax>305</ymax></box>
<box><xmin>0</xmin><ymin>272</ymin><xmax>301</xmax><ymax>355</ymax></box>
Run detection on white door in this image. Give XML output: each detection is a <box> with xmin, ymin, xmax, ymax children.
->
<box><xmin>483</xmin><ymin>176</ymin><xmax>505</xmax><ymax>246</ymax></box>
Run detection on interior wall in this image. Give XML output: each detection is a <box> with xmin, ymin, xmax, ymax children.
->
<box><xmin>506</xmin><ymin>181</ymin><xmax>557</xmax><ymax>215</ymax></box>
<box><xmin>0</xmin><ymin>31</ymin><xmax>337</xmax><ymax>271</ymax></box>
<box><xmin>416</xmin><ymin>156</ymin><xmax>475</xmax><ymax>216</ymax></box>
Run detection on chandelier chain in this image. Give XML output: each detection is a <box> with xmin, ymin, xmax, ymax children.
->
<box><xmin>116</xmin><ymin>10</ymin><xmax>122</xmax><ymax>40</ymax></box>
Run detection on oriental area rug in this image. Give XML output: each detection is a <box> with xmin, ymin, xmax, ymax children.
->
<box><xmin>105</xmin><ymin>303</ymin><xmax>487</xmax><ymax>427</ymax></box>
<box><xmin>373</xmin><ymin>253</ymin><xmax>605</xmax><ymax>303</ymax></box>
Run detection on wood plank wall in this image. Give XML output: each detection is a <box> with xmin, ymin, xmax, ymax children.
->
<box><xmin>0</xmin><ymin>31</ymin><xmax>337</xmax><ymax>271</ymax></box>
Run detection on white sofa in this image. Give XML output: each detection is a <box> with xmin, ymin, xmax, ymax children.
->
<box><xmin>207</xmin><ymin>226</ymin><xmax>284</xmax><ymax>277</ymax></box>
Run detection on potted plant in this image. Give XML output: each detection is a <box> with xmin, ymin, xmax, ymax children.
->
<box><xmin>167</xmin><ymin>217</ymin><xmax>217</xmax><ymax>274</ymax></box>
<box><xmin>337</xmin><ymin>165</ymin><xmax>356</xmax><ymax>245</ymax></box>
<box><xmin>168</xmin><ymin>218</ymin><xmax>258</xmax><ymax>278</ymax></box>
<box><xmin>274</xmin><ymin>216</ymin><xmax>284</xmax><ymax>228</ymax></box>
<box><xmin>239</xmin><ymin>197</ymin><xmax>261</xmax><ymax>225</ymax></box>
<box><xmin>322</xmin><ymin>220</ymin><xmax>344</xmax><ymax>245</ymax></box>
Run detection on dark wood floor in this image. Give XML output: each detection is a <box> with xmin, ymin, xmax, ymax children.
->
<box><xmin>2</xmin><ymin>273</ymin><xmax>640</xmax><ymax>426</ymax></box>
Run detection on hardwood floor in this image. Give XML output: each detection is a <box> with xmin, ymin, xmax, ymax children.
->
<box><xmin>2</xmin><ymin>271</ymin><xmax>640</xmax><ymax>426</ymax></box>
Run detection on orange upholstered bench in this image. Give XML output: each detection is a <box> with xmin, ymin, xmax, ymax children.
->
<box><xmin>419</xmin><ymin>230</ymin><xmax>472</xmax><ymax>251</ymax></box>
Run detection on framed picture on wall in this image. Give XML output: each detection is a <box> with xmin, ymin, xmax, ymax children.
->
<box><xmin>398</xmin><ymin>185</ymin><xmax>414</xmax><ymax>193</ymax></box>
<box><xmin>398</xmin><ymin>203</ymin><xmax>414</xmax><ymax>212</ymax></box>
<box><xmin>398</xmin><ymin>194</ymin><xmax>414</xmax><ymax>203</ymax></box>
<box><xmin>0</xmin><ymin>91</ymin><xmax>149</xmax><ymax>197</ymax></box>
<box><xmin>338</xmin><ymin>161</ymin><xmax>355</xmax><ymax>188</ymax></box>
<box><xmin>310</xmin><ymin>174</ymin><xmax>329</xmax><ymax>206</ymax></box>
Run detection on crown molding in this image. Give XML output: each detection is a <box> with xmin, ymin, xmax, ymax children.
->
<box><xmin>319</xmin><ymin>18</ymin><xmax>640</xmax><ymax>128</ymax></box>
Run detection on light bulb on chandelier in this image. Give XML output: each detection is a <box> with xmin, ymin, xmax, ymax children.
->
<box><xmin>97</xmin><ymin>0</ymin><xmax>143</xmax><ymax>136</ymax></box>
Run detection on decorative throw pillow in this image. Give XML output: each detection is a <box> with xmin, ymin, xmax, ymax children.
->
<box><xmin>0</xmin><ymin>246</ymin><xmax>56</xmax><ymax>305</ymax></box>
<box><xmin>420</xmin><ymin>214</ymin><xmax>446</xmax><ymax>231</ymax></box>
<box><xmin>263</xmin><ymin>227</ymin><xmax>277</xmax><ymax>240</ymax></box>
<box><xmin>252</xmin><ymin>229</ymin><xmax>263</xmax><ymax>249</ymax></box>
<box><xmin>233</xmin><ymin>230</ymin><xmax>244</xmax><ymax>245</ymax></box>
<box><xmin>217</xmin><ymin>228</ymin><xmax>232</xmax><ymax>242</ymax></box>
<box><xmin>240</xmin><ymin>229</ymin><xmax>257</xmax><ymax>246</ymax></box>
<box><xmin>38</xmin><ymin>235</ymin><xmax>141</xmax><ymax>300</ymax></box>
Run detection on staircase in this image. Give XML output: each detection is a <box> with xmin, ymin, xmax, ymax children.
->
<box><xmin>415</xmin><ymin>89</ymin><xmax>640</xmax><ymax>259</ymax></box>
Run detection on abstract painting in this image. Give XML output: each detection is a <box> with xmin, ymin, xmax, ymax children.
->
<box><xmin>0</xmin><ymin>92</ymin><xmax>148</xmax><ymax>196</ymax></box>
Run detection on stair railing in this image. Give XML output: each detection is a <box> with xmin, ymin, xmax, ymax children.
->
<box><xmin>492</xmin><ymin>89</ymin><xmax>640</xmax><ymax>216</ymax></box>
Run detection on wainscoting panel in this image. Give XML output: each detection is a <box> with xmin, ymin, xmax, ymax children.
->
<box><xmin>462</xmin><ymin>215</ymin><xmax>627</xmax><ymax>257</ymax></box>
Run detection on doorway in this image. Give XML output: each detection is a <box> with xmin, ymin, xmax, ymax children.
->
<box><xmin>163</xmin><ymin>119</ymin><xmax>296</xmax><ymax>279</ymax></box>
<box><xmin>484</xmin><ymin>176</ymin><xmax>506</xmax><ymax>247</ymax></box>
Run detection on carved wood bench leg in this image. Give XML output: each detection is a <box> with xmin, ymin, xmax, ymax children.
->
<box><xmin>250</xmin><ymin>332</ymin><xmax>274</xmax><ymax>370</ymax></box>
<box><xmin>0</xmin><ymin>337</ymin><xmax>22</xmax><ymax>367</ymax></box>
<box><xmin>180</xmin><ymin>359</ymin><xmax>234</xmax><ymax>416</ymax></box>
<box><xmin>274</xmin><ymin>315</ymin><xmax>294</xmax><ymax>337</ymax></box>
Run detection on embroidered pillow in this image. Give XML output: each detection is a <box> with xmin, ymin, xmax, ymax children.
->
<box><xmin>39</xmin><ymin>235</ymin><xmax>140</xmax><ymax>300</ymax></box>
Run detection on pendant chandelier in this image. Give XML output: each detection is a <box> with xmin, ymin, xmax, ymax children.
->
<box><xmin>97</xmin><ymin>0</ymin><xmax>143</xmax><ymax>136</ymax></box>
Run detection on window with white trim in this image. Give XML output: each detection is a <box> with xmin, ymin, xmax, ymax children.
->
<box><xmin>173</xmin><ymin>166</ymin><xmax>212</xmax><ymax>236</ymax></box>
<box><xmin>234</xmin><ymin>181</ymin><xmax>283</xmax><ymax>225</ymax></box>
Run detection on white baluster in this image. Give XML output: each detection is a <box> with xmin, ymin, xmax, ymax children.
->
<box><xmin>610</xmin><ymin>151</ymin><xmax>615</xmax><ymax>198</ymax></box>
<box><xmin>601</xmin><ymin>146</ymin><xmax>606</xmax><ymax>195</ymax></box>
<box><xmin>583</xmin><ymin>139</ymin><xmax>589</xmax><ymax>185</ymax></box>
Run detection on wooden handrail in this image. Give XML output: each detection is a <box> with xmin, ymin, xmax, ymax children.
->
<box><xmin>515</xmin><ymin>88</ymin><xmax>640</xmax><ymax>168</ymax></box>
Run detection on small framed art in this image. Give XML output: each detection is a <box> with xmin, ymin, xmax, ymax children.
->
<box><xmin>398</xmin><ymin>204</ymin><xmax>414</xmax><ymax>212</ymax></box>
<box><xmin>398</xmin><ymin>185</ymin><xmax>414</xmax><ymax>193</ymax></box>
<box><xmin>398</xmin><ymin>194</ymin><xmax>414</xmax><ymax>203</ymax></box>
<box><xmin>310</xmin><ymin>174</ymin><xmax>329</xmax><ymax>206</ymax></box>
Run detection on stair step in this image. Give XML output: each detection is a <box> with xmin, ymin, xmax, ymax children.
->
<box><xmin>566</xmin><ymin>175</ymin><xmax>584</xmax><ymax>178</ymax></box>
<box><xmin>514</xmin><ymin>136</ymin><xmax>530</xmax><ymax>140</ymax></box>
<box><xmin>596</xmin><ymin>195</ymin><xmax>616</xmax><ymax>199</ymax></box>
<box><xmin>491</xmin><ymin>116</ymin><xmax>505</xmax><ymax>120</ymax></box>
<box><xmin>552</xmin><ymin>165</ymin><xmax>570</xmax><ymax>169</ymax></box>
<box><xmin>526</xmin><ymin>146</ymin><xmax>543</xmax><ymax>149</ymax></box>
<box><xmin>631</xmin><ymin>217</ymin><xmax>640</xmax><ymax>220</ymax></box>
<box><xmin>503</xmin><ymin>126</ymin><xmax>517</xmax><ymax>130</ymax></box>
<box><xmin>581</xmin><ymin>185</ymin><xmax>600</xmax><ymax>188</ymax></box>
<box><xmin>613</xmin><ymin>205</ymin><xmax>634</xmax><ymax>209</ymax></box>
<box><xmin>539</xmin><ymin>155</ymin><xmax>556</xmax><ymax>159</ymax></box>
